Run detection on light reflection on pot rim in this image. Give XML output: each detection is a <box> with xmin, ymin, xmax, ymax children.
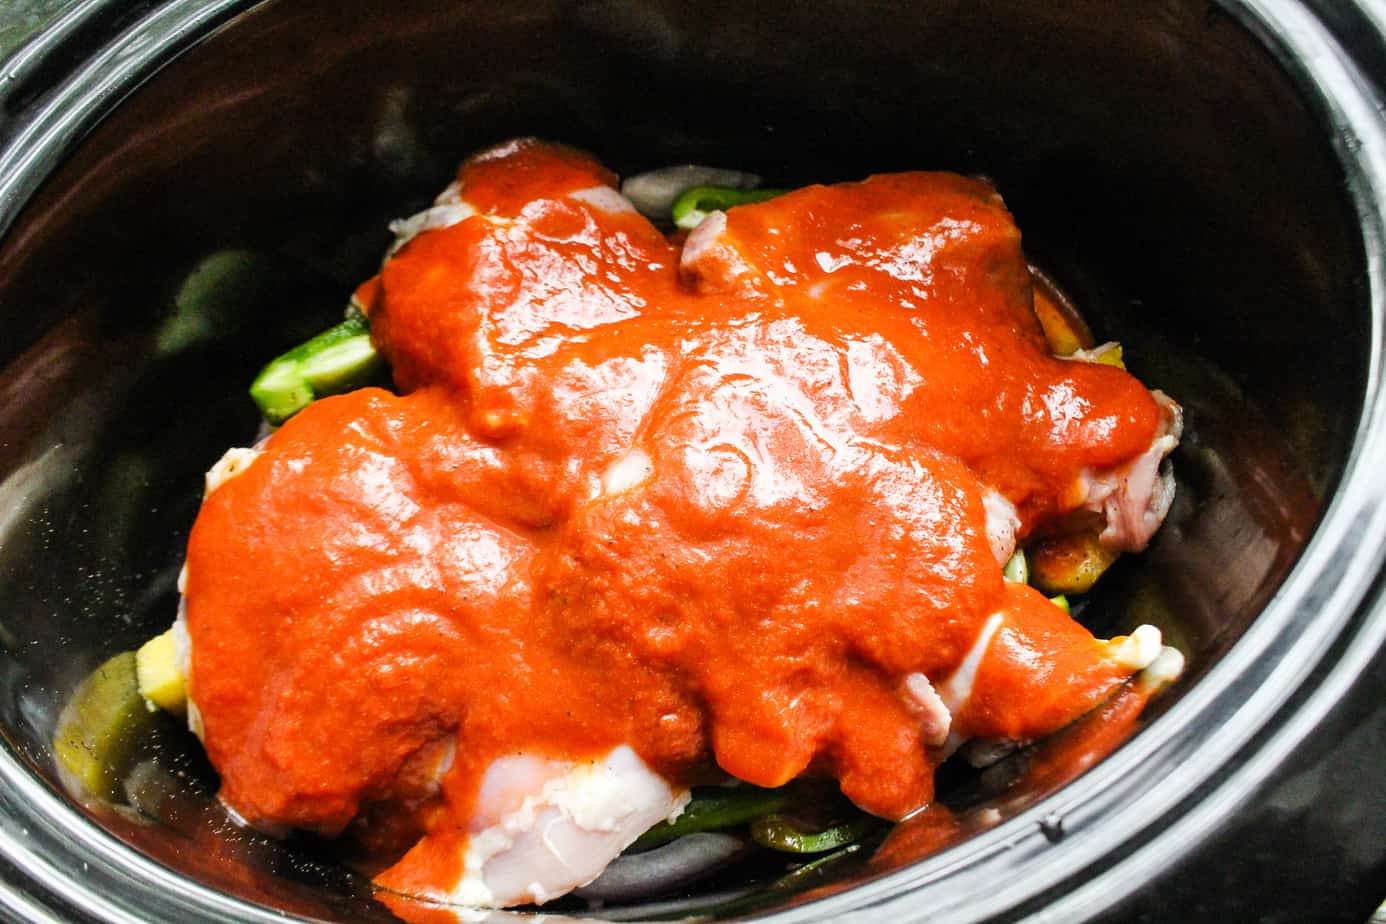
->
<box><xmin>0</xmin><ymin>1</ymin><xmax>1382</xmax><ymax>922</ymax></box>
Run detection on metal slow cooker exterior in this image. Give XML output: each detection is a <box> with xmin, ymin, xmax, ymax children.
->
<box><xmin>0</xmin><ymin>1</ymin><xmax>1383</xmax><ymax>921</ymax></box>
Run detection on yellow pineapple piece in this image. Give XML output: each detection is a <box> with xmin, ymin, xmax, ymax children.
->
<box><xmin>136</xmin><ymin>629</ymin><xmax>186</xmax><ymax>716</ymax></box>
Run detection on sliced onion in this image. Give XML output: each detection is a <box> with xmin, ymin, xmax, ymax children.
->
<box><xmin>574</xmin><ymin>832</ymin><xmax>748</xmax><ymax>903</ymax></box>
<box><xmin>621</xmin><ymin>165</ymin><xmax>761</xmax><ymax>220</ymax></box>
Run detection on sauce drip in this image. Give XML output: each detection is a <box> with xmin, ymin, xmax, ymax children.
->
<box><xmin>183</xmin><ymin>140</ymin><xmax>1161</xmax><ymax>900</ymax></box>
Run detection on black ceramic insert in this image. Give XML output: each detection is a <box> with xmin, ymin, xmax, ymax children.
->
<box><xmin>0</xmin><ymin>1</ymin><xmax>1382</xmax><ymax>921</ymax></box>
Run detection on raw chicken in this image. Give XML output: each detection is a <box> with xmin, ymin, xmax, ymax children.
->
<box><xmin>377</xmin><ymin>747</ymin><xmax>687</xmax><ymax>913</ymax></box>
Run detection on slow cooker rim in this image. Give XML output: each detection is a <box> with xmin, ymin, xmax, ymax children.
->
<box><xmin>0</xmin><ymin>1</ymin><xmax>1382</xmax><ymax>922</ymax></box>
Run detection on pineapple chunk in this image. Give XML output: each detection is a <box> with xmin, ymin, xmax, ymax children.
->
<box><xmin>1093</xmin><ymin>343</ymin><xmax>1125</xmax><ymax>368</ymax></box>
<box><xmin>1070</xmin><ymin>341</ymin><xmax>1126</xmax><ymax>370</ymax></box>
<box><xmin>136</xmin><ymin>629</ymin><xmax>187</xmax><ymax>716</ymax></box>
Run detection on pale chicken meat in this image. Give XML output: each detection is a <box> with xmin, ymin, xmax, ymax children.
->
<box><xmin>394</xmin><ymin>747</ymin><xmax>687</xmax><ymax>910</ymax></box>
<box><xmin>1082</xmin><ymin>390</ymin><xmax>1183</xmax><ymax>553</ymax></box>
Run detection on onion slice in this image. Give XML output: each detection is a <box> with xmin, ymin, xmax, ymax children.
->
<box><xmin>621</xmin><ymin>165</ymin><xmax>761</xmax><ymax>220</ymax></box>
<box><xmin>574</xmin><ymin>832</ymin><xmax>749</xmax><ymax>903</ymax></box>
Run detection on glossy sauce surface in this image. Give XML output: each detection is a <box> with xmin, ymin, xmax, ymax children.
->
<box><xmin>184</xmin><ymin>141</ymin><xmax>1160</xmax><ymax>899</ymax></box>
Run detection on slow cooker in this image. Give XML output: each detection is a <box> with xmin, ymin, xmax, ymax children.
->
<box><xmin>0</xmin><ymin>0</ymin><xmax>1384</xmax><ymax>921</ymax></box>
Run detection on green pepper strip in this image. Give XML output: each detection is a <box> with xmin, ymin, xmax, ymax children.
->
<box><xmin>750</xmin><ymin>814</ymin><xmax>875</xmax><ymax>853</ymax></box>
<box><xmin>672</xmin><ymin>186</ymin><xmax>788</xmax><ymax>230</ymax></box>
<box><xmin>1050</xmin><ymin>594</ymin><xmax>1071</xmax><ymax>613</ymax></box>
<box><xmin>249</xmin><ymin>315</ymin><xmax>383</xmax><ymax>425</ymax></box>
<box><xmin>631</xmin><ymin>786</ymin><xmax>794</xmax><ymax>851</ymax></box>
<box><xmin>769</xmin><ymin>843</ymin><xmax>863</xmax><ymax>891</ymax></box>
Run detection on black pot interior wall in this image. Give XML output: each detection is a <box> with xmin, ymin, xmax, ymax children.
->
<box><xmin>0</xmin><ymin>0</ymin><xmax>1364</xmax><ymax>919</ymax></box>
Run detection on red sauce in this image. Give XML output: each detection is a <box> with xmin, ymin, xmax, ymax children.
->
<box><xmin>183</xmin><ymin>140</ymin><xmax>1161</xmax><ymax>903</ymax></box>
